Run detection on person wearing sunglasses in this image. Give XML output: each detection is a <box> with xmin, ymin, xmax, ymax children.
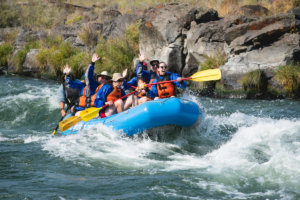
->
<box><xmin>149</xmin><ymin>62</ymin><xmax>186</xmax><ymax>99</ymax></box>
<box><xmin>123</xmin><ymin>54</ymin><xmax>156</xmax><ymax>104</ymax></box>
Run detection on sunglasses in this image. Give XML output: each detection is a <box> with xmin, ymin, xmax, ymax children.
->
<box><xmin>114</xmin><ymin>80</ymin><xmax>123</xmax><ymax>83</ymax></box>
<box><xmin>99</xmin><ymin>76</ymin><xmax>110</xmax><ymax>80</ymax></box>
<box><xmin>152</xmin><ymin>63</ymin><xmax>159</xmax><ymax>67</ymax></box>
<box><xmin>159</xmin><ymin>66</ymin><xmax>167</xmax><ymax>69</ymax></box>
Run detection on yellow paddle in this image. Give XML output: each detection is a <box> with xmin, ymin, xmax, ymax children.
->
<box><xmin>59</xmin><ymin>116</ymin><xmax>82</xmax><ymax>132</ymax></box>
<box><xmin>190</xmin><ymin>68</ymin><xmax>221</xmax><ymax>82</ymax></box>
<box><xmin>147</xmin><ymin>68</ymin><xmax>222</xmax><ymax>86</ymax></box>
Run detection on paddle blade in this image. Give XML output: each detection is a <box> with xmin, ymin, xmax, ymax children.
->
<box><xmin>80</xmin><ymin>107</ymin><xmax>103</xmax><ymax>122</ymax></box>
<box><xmin>52</xmin><ymin>130</ymin><xmax>57</xmax><ymax>135</ymax></box>
<box><xmin>59</xmin><ymin>116</ymin><xmax>81</xmax><ymax>132</ymax></box>
<box><xmin>191</xmin><ymin>69</ymin><xmax>221</xmax><ymax>82</ymax></box>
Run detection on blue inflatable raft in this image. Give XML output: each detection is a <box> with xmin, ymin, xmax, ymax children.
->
<box><xmin>62</xmin><ymin>97</ymin><xmax>203</xmax><ymax>136</ymax></box>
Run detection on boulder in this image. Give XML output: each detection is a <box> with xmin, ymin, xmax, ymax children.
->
<box><xmin>139</xmin><ymin>4</ymin><xmax>219</xmax><ymax>74</ymax></box>
<box><xmin>234</xmin><ymin>5</ymin><xmax>269</xmax><ymax>17</ymax></box>
<box><xmin>14</xmin><ymin>28</ymin><xmax>47</xmax><ymax>50</ymax></box>
<box><xmin>182</xmin><ymin>15</ymin><xmax>255</xmax><ymax>76</ymax></box>
<box><xmin>287</xmin><ymin>6</ymin><xmax>300</xmax><ymax>19</ymax></box>
<box><xmin>53</xmin><ymin>24</ymin><xmax>81</xmax><ymax>39</ymax></box>
<box><xmin>220</xmin><ymin>13</ymin><xmax>300</xmax><ymax>89</ymax></box>
<box><xmin>101</xmin><ymin>14</ymin><xmax>140</xmax><ymax>39</ymax></box>
<box><xmin>221</xmin><ymin>33</ymin><xmax>300</xmax><ymax>89</ymax></box>
<box><xmin>101</xmin><ymin>9</ymin><xmax>122</xmax><ymax>22</ymax></box>
<box><xmin>23</xmin><ymin>49</ymin><xmax>41</xmax><ymax>73</ymax></box>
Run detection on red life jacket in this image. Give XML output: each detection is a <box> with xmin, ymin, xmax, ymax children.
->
<box><xmin>107</xmin><ymin>86</ymin><xmax>122</xmax><ymax>102</ymax></box>
<box><xmin>156</xmin><ymin>74</ymin><xmax>175</xmax><ymax>98</ymax></box>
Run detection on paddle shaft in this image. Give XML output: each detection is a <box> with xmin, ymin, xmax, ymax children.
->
<box><xmin>147</xmin><ymin>70</ymin><xmax>220</xmax><ymax>86</ymax></box>
<box><xmin>52</xmin><ymin>100</ymin><xmax>74</xmax><ymax>135</ymax></box>
<box><xmin>79</xmin><ymin>90</ymin><xmax>138</xmax><ymax>122</ymax></box>
<box><xmin>147</xmin><ymin>77</ymin><xmax>192</xmax><ymax>86</ymax></box>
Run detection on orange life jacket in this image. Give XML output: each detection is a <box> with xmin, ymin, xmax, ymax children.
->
<box><xmin>137</xmin><ymin>79</ymin><xmax>147</xmax><ymax>98</ymax></box>
<box><xmin>78</xmin><ymin>87</ymin><xmax>87</xmax><ymax>108</ymax></box>
<box><xmin>156</xmin><ymin>74</ymin><xmax>175</xmax><ymax>98</ymax></box>
<box><xmin>90</xmin><ymin>84</ymin><xmax>104</xmax><ymax>107</ymax></box>
<box><xmin>106</xmin><ymin>86</ymin><xmax>122</xmax><ymax>102</ymax></box>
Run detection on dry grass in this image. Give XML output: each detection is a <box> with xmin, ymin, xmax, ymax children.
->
<box><xmin>66</xmin><ymin>0</ymin><xmax>297</xmax><ymax>16</ymax></box>
<box><xmin>1</xmin><ymin>0</ymin><xmax>297</xmax><ymax>30</ymax></box>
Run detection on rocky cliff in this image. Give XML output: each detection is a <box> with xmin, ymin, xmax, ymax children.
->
<box><xmin>1</xmin><ymin>3</ymin><xmax>300</xmax><ymax>98</ymax></box>
<box><xmin>139</xmin><ymin>4</ymin><xmax>300</xmax><ymax>93</ymax></box>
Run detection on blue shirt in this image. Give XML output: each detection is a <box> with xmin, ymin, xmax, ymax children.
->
<box><xmin>135</xmin><ymin>62</ymin><xmax>150</xmax><ymax>83</ymax></box>
<box><xmin>94</xmin><ymin>85</ymin><xmax>127</xmax><ymax>108</ymax></box>
<box><xmin>65</xmin><ymin>62</ymin><xmax>98</xmax><ymax>96</ymax></box>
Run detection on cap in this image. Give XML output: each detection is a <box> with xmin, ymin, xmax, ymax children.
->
<box><xmin>150</xmin><ymin>60</ymin><xmax>159</xmax><ymax>66</ymax></box>
<box><xmin>111</xmin><ymin>73</ymin><xmax>124</xmax><ymax>82</ymax></box>
<box><xmin>97</xmin><ymin>71</ymin><xmax>111</xmax><ymax>79</ymax></box>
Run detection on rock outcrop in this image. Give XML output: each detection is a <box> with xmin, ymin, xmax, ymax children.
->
<box><xmin>23</xmin><ymin>49</ymin><xmax>41</xmax><ymax>73</ymax></box>
<box><xmin>139</xmin><ymin>4</ymin><xmax>219</xmax><ymax>74</ymax></box>
<box><xmin>1</xmin><ymin>3</ymin><xmax>299</xmax><ymax>97</ymax></box>
<box><xmin>139</xmin><ymin>4</ymin><xmax>300</xmax><ymax>91</ymax></box>
<box><xmin>221</xmin><ymin>13</ymin><xmax>300</xmax><ymax>89</ymax></box>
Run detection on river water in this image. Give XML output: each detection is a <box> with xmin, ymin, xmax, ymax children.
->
<box><xmin>0</xmin><ymin>75</ymin><xmax>300</xmax><ymax>200</ymax></box>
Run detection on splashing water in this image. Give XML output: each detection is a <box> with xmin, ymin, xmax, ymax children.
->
<box><xmin>1</xmin><ymin>76</ymin><xmax>300</xmax><ymax>199</ymax></box>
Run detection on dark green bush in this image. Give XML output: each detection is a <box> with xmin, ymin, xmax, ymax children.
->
<box><xmin>275</xmin><ymin>64</ymin><xmax>300</xmax><ymax>97</ymax></box>
<box><xmin>0</xmin><ymin>43</ymin><xmax>13</xmax><ymax>67</ymax></box>
<box><xmin>12</xmin><ymin>41</ymin><xmax>39</xmax><ymax>72</ymax></box>
<box><xmin>36</xmin><ymin>37</ymin><xmax>87</xmax><ymax>78</ymax></box>
<box><xmin>241</xmin><ymin>69</ymin><xmax>268</xmax><ymax>93</ymax></box>
<box><xmin>0</xmin><ymin>1</ymin><xmax>21</xmax><ymax>28</ymax></box>
<box><xmin>79</xmin><ymin>23</ymin><xmax>99</xmax><ymax>50</ymax></box>
<box><xmin>191</xmin><ymin>53</ymin><xmax>225</xmax><ymax>95</ymax></box>
<box><xmin>199</xmin><ymin>53</ymin><xmax>226</xmax><ymax>70</ymax></box>
<box><xmin>95</xmin><ymin>22</ymin><xmax>139</xmax><ymax>75</ymax></box>
<box><xmin>67</xmin><ymin>52</ymin><xmax>90</xmax><ymax>79</ymax></box>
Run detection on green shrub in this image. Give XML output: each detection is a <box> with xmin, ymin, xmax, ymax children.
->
<box><xmin>125</xmin><ymin>20</ymin><xmax>140</xmax><ymax>53</ymax></box>
<box><xmin>275</xmin><ymin>64</ymin><xmax>300</xmax><ymax>96</ymax></box>
<box><xmin>0</xmin><ymin>43</ymin><xmax>13</xmax><ymax>67</ymax></box>
<box><xmin>67</xmin><ymin>52</ymin><xmax>90</xmax><ymax>79</ymax></box>
<box><xmin>13</xmin><ymin>49</ymin><xmax>27</xmax><ymax>72</ymax></box>
<box><xmin>79</xmin><ymin>23</ymin><xmax>99</xmax><ymax>50</ymax></box>
<box><xmin>241</xmin><ymin>69</ymin><xmax>268</xmax><ymax>98</ymax></box>
<box><xmin>241</xmin><ymin>69</ymin><xmax>268</xmax><ymax>93</ymax></box>
<box><xmin>35</xmin><ymin>49</ymin><xmax>49</xmax><ymax>71</ymax></box>
<box><xmin>2</xmin><ymin>30</ymin><xmax>18</xmax><ymax>45</ymax></box>
<box><xmin>40</xmin><ymin>35</ymin><xmax>64</xmax><ymax>48</ymax></box>
<box><xmin>36</xmin><ymin>40</ymin><xmax>88</xmax><ymax>78</ymax></box>
<box><xmin>199</xmin><ymin>53</ymin><xmax>226</xmax><ymax>70</ymax></box>
<box><xmin>66</xmin><ymin>16</ymin><xmax>83</xmax><ymax>25</ymax></box>
<box><xmin>0</xmin><ymin>1</ymin><xmax>21</xmax><ymax>28</ymax></box>
<box><xmin>192</xmin><ymin>53</ymin><xmax>225</xmax><ymax>95</ymax></box>
<box><xmin>95</xmin><ymin>23</ymin><xmax>139</xmax><ymax>75</ymax></box>
<box><xmin>12</xmin><ymin>41</ymin><xmax>39</xmax><ymax>72</ymax></box>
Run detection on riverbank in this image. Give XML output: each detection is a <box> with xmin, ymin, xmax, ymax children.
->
<box><xmin>0</xmin><ymin>1</ymin><xmax>299</xmax><ymax>99</ymax></box>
